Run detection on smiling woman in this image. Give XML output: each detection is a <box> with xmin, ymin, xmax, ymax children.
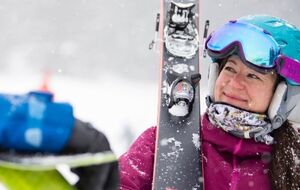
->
<box><xmin>214</xmin><ymin>55</ymin><xmax>277</xmax><ymax>113</ymax></box>
<box><xmin>204</xmin><ymin>15</ymin><xmax>300</xmax><ymax>189</ymax></box>
<box><xmin>119</xmin><ymin>15</ymin><xmax>300</xmax><ymax>190</ymax></box>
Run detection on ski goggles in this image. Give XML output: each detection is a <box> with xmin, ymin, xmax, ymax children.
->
<box><xmin>205</xmin><ymin>20</ymin><xmax>300</xmax><ymax>85</ymax></box>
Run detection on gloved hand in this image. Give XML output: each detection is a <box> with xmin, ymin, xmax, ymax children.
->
<box><xmin>63</xmin><ymin>119</ymin><xmax>119</xmax><ymax>190</ymax></box>
<box><xmin>0</xmin><ymin>91</ymin><xmax>74</xmax><ymax>152</ymax></box>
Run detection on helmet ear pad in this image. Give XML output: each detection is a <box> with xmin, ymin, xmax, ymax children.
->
<box><xmin>207</xmin><ymin>58</ymin><xmax>229</xmax><ymax>104</ymax></box>
<box><xmin>207</xmin><ymin>62</ymin><xmax>220</xmax><ymax>102</ymax></box>
<box><xmin>268</xmin><ymin>81</ymin><xmax>300</xmax><ymax>128</ymax></box>
<box><xmin>268</xmin><ymin>81</ymin><xmax>287</xmax><ymax>122</ymax></box>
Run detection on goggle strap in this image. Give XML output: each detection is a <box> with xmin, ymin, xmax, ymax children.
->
<box><xmin>277</xmin><ymin>56</ymin><xmax>300</xmax><ymax>84</ymax></box>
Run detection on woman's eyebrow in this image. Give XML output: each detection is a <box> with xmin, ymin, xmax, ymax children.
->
<box><xmin>227</xmin><ymin>59</ymin><xmax>237</xmax><ymax>65</ymax></box>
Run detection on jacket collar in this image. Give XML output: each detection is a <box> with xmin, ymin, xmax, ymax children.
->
<box><xmin>202</xmin><ymin>113</ymin><xmax>272</xmax><ymax>157</ymax></box>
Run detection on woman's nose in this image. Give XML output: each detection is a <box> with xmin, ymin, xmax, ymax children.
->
<box><xmin>228</xmin><ymin>73</ymin><xmax>245</xmax><ymax>90</ymax></box>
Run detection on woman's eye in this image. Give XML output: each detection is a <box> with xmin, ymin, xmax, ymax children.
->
<box><xmin>248</xmin><ymin>73</ymin><xmax>261</xmax><ymax>80</ymax></box>
<box><xmin>224</xmin><ymin>66</ymin><xmax>236</xmax><ymax>73</ymax></box>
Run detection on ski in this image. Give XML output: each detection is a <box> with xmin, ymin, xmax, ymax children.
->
<box><xmin>0</xmin><ymin>166</ymin><xmax>76</xmax><ymax>190</ymax></box>
<box><xmin>0</xmin><ymin>151</ymin><xmax>117</xmax><ymax>170</ymax></box>
<box><xmin>0</xmin><ymin>151</ymin><xmax>117</xmax><ymax>190</ymax></box>
<box><xmin>152</xmin><ymin>0</ymin><xmax>203</xmax><ymax>189</ymax></box>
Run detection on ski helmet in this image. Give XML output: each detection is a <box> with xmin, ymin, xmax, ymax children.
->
<box><xmin>205</xmin><ymin>15</ymin><xmax>300</xmax><ymax>129</ymax></box>
<box><xmin>239</xmin><ymin>15</ymin><xmax>300</xmax><ymax>85</ymax></box>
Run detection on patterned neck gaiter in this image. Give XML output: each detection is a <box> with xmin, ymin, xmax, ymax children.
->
<box><xmin>207</xmin><ymin>102</ymin><xmax>274</xmax><ymax>144</ymax></box>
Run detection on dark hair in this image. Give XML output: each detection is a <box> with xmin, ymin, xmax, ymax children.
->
<box><xmin>270</xmin><ymin>121</ymin><xmax>300</xmax><ymax>189</ymax></box>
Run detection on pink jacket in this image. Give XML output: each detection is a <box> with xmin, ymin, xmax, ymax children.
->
<box><xmin>119</xmin><ymin>114</ymin><xmax>272</xmax><ymax>190</ymax></box>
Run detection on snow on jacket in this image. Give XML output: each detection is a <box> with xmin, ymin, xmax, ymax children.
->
<box><xmin>119</xmin><ymin>114</ymin><xmax>272</xmax><ymax>190</ymax></box>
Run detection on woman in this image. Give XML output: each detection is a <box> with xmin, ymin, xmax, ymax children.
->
<box><xmin>119</xmin><ymin>15</ymin><xmax>300</xmax><ymax>189</ymax></box>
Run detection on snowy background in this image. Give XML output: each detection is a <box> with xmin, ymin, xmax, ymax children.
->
<box><xmin>0</xmin><ymin>0</ymin><xmax>299</xmax><ymax>156</ymax></box>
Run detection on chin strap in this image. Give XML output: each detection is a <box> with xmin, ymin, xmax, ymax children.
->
<box><xmin>229</xmin><ymin>123</ymin><xmax>274</xmax><ymax>144</ymax></box>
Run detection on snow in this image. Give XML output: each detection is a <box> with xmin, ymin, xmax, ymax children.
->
<box><xmin>248</xmin><ymin>181</ymin><xmax>254</xmax><ymax>187</ymax></box>
<box><xmin>128</xmin><ymin>158</ymin><xmax>147</xmax><ymax>177</ymax></box>
<box><xmin>162</xmin><ymin>80</ymin><xmax>169</xmax><ymax>94</ymax></box>
<box><xmin>160</xmin><ymin>137</ymin><xmax>183</xmax><ymax>159</ymax></box>
<box><xmin>168</xmin><ymin>103</ymin><xmax>189</xmax><ymax>116</ymax></box>
<box><xmin>291</xmin><ymin>148</ymin><xmax>300</xmax><ymax>165</ymax></box>
<box><xmin>172</xmin><ymin>2</ymin><xmax>195</xmax><ymax>9</ymax></box>
<box><xmin>192</xmin><ymin>133</ymin><xmax>200</xmax><ymax>149</ymax></box>
<box><xmin>172</xmin><ymin>64</ymin><xmax>189</xmax><ymax>74</ymax></box>
<box><xmin>172</xmin><ymin>13</ymin><xmax>189</xmax><ymax>24</ymax></box>
<box><xmin>189</xmin><ymin>65</ymin><xmax>195</xmax><ymax>71</ymax></box>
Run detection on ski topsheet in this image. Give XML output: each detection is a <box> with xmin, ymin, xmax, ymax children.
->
<box><xmin>0</xmin><ymin>166</ymin><xmax>76</xmax><ymax>190</ymax></box>
<box><xmin>0</xmin><ymin>151</ymin><xmax>117</xmax><ymax>170</ymax></box>
<box><xmin>0</xmin><ymin>151</ymin><xmax>117</xmax><ymax>190</ymax></box>
<box><xmin>153</xmin><ymin>0</ymin><xmax>202</xmax><ymax>189</ymax></box>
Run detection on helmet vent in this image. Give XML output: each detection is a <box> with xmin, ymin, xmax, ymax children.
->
<box><xmin>265</xmin><ymin>20</ymin><xmax>283</xmax><ymax>27</ymax></box>
<box><xmin>276</xmin><ymin>39</ymin><xmax>287</xmax><ymax>48</ymax></box>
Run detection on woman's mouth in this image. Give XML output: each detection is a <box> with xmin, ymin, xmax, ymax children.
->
<box><xmin>223</xmin><ymin>92</ymin><xmax>248</xmax><ymax>103</ymax></box>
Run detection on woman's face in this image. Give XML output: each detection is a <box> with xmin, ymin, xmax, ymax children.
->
<box><xmin>214</xmin><ymin>55</ymin><xmax>277</xmax><ymax>113</ymax></box>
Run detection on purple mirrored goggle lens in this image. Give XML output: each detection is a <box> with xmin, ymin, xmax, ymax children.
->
<box><xmin>205</xmin><ymin>20</ymin><xmax>280</xmax><ymax>69</ymax></box>
<box><xmin>276</xmin><ymin>55</ymin><xmax>300</xmax><ymax>85</ymax></box>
